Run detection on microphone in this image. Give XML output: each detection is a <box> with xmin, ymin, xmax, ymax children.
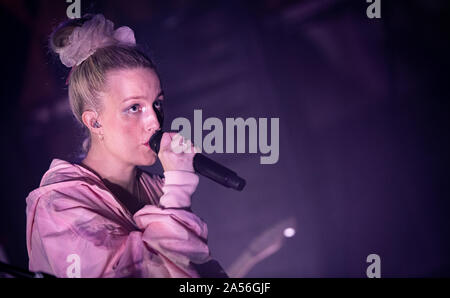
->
<box><xmin>149</xmin><ymin>130</ymin><xmax>246</xmax><ymax>191</ymax></box>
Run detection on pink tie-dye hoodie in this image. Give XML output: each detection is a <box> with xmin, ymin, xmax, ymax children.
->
<box><xmin>25</xmin><ymin>159</ymin><xmax>212</xmax><ymax>278</ymax></box>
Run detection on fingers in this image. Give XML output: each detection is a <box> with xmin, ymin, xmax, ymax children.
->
<box><xmin>160</xmin><ymin>132</ymin><xmax>197</xmax><ymax>154</ymax></box>
<box><xmin>159</xmin><ymin>132</ymin><xmax>174</xmax><ymax>149</ymax></box>
<box><xmin>182</xmin><ymin>139</ymin><xmax>201</xmax><ymax>154</ymax></box>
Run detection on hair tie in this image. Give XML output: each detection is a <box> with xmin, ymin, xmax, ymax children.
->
<box><xmin>56</xmin><ymin>14</ymin><xmax>136</xmax><ymax>68</ymax></box>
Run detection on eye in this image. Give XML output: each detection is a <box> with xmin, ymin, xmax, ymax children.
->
<box><xmin>127</xmin><ymin>104</ymin><xmax>140</xmax><ymax>114</ymax></box>
<box><xmin>153</xmin><ymin>99</ymin><xmax>163</xmax><ymax>110</ymax></box>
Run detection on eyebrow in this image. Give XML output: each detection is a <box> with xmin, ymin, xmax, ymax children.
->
<box><xmin>122</xmin><ymin>91</ymin><xmax>164</xmax><ymax>102</ymax></box>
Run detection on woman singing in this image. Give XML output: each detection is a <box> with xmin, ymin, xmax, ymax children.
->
<box><xmin>25</xmin><ymin>13</ymin><xmax>225</xmax><ymax>278</ymax></box>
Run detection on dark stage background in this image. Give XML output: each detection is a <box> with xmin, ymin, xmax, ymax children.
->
<box><xmin>0</xmin><ymin>0</ymin><xmax>449</xmax><ymax>277</ymax></box>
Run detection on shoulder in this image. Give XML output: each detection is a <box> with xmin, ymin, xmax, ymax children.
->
<box><xmin>27</xmin><ymin>159</ymin><xmax>113</xmax><ymax>215</ymax></box>
<box><xmin>28</xmin><ymin>179</ymin><xmax>111</xmax><ymax>219</ymax></box>
<box><xmin>39</xmin><ymin>159</ymin><xmax>102</xmax><ymax>187</ymax></box>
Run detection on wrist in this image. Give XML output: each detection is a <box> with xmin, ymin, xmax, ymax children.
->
<box><xmin>159</xmin><ymin>171</ymin><xmax>199</xmax><ymax>208</ymax></box>
<box><xmin>163</xmin><ymin>171</ymin><xmax>199</xmax><ymax>187</ymax></box>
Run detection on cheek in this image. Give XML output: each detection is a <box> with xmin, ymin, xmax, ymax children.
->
<box><xmin>107</xmin><ymin>116</ymin><xmax>140</xmax><ymax>144</ymax></box>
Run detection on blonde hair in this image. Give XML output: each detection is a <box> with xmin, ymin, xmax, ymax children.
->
<box><xmin>49</xmin><ymin>14</ymin><xmax>156</xmax><ymax>154</ymax></box>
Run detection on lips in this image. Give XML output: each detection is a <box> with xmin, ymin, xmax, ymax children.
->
<box><xmin>142</xmin><ymin>130</ymin><xmax>157</xmax><ymax>145</ymax></box>
<box><xmin>142</xmin><ymin>137</ymin><xmax>154</xmax><ymax>150</ymax></box>
<box><xmin>143</xmin><ymin>142</ymin><xmax>153</xmax><ymax>150</ymax></box>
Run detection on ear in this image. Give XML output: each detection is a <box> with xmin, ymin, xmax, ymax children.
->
<box><xmin>82</xmin><ymin>110</ymin><xmax>103</xmax><ymax>135</ymax></box>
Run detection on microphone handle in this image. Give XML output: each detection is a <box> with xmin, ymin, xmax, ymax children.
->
<box><xmin>193</xmin><ymin>154</ymin><xmax>246</xmax><ymax>191</ymax></box>
<box><xmin>149</xmin><ymin>130</ymin><xmax>246</xmax><ymax>191</ymax></box>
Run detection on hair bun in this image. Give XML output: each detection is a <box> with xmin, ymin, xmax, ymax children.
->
<box><xmin>50</xmin><ymin>14</ymin><xmax>136</xmax><ymax>68</ymax></box>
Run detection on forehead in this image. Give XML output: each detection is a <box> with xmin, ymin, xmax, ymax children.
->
<box><xmin>104</xmin><ymin>67</ymin><xmax>160</xmax><ymax>100</ymax></box>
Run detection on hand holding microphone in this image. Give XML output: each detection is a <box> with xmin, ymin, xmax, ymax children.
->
<box><xmin>157</xmin><ymin>132</ymin><xmax>197</xmax><ymax>172</ymax></box>
<box><xmin>150</xmin><ymin>130</ymin><xmax>246</xmax><ymax>191</ymax></box>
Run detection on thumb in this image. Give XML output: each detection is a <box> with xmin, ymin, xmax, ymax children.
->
<box><xmin>159</xmin><ymin>132</ymin><xmax>174</xmax><ymax>151</ymax></box>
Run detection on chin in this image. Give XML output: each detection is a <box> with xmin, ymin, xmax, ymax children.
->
<box><xmin>137</xmin><ymin>154</ymin><xmax>157</xmax><ymax>167</ymax></box>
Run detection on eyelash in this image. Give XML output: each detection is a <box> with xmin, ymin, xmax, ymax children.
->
<box><xmin>127</xmin><ymin>104</ymin><xmax>141</xmax><ymax>114</ymax></box>
<box><xmin>126</xmin><ymin>100</ymin><xmax>163</xmax><ymax>114</ymax></box>
<box><xmin>153</xmin><ymin>100</ymin><xmax>163</xmax><ymax>110</ymax></box>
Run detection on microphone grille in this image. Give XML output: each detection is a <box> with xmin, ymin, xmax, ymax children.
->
<box><xmin>149</xmin><ymin>130</ymin><xmax>164</xmax><ymax>154</ymax></box>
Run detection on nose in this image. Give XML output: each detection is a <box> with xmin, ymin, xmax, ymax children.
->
<box><xmin>143</xmin><ymin>106</ymin><xmax>160</xmax><ymax>131</ymax></box>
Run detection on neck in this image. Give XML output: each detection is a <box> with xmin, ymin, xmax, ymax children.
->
<box><xmin>82</xmin><ymin>143</ymin><xmax>137</xmax><ymax>194</ymax></box>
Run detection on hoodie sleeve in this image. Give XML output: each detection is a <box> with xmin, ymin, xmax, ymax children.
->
<box><xmin>27</xmin><ymin>171</ymin><xmax>211</xmax><ymax>278</ymax></box>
